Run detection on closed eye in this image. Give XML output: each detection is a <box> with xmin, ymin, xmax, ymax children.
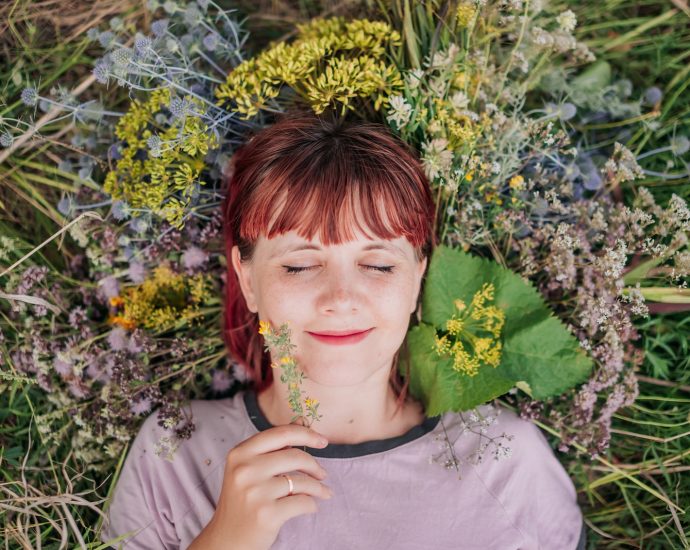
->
<box><xmin>283</xmin><ymin>265</ymin><xmax>395</xmax><ymax>274</ymax></box>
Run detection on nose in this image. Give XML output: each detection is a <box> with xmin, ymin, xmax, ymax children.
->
<box><xmin>317</xmin><ymin>266</ymin><xmax>360</xmax><ymax>315</ymax></box>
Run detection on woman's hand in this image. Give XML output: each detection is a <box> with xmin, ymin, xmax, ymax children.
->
<box><xmin>188</xmin><ymin>424</ymin><xmax>332</xmax><ymax>550</ymax></box>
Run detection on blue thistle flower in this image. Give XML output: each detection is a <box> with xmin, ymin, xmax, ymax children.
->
<box><xmin>111</xmin><ymin>200</ymin><xmax>129</xmax><ymax>221</ymax></box>
<box><xmin>134</xmin><ymin>35</ymin><xmax>153</xmax><ymax>55</ymax></box>
<box><xmin>112</xmin><ymin>48</ymin><xmax>134</xmax><ymax>67</ymax></box>
<box><xmin>87</xmin><ymin>27</ymin><xmax>100</xmax><ymax>41</ymax></box>
<box><xmin>21</xmin><ymin>87</ymin><xmax>39</xmax><ymax>107</ymax></box>
<box><xmin>644</xmin><ymin>86</ymin><xmax>663</xmax><ymax>105</ymax></box>
<box><xmin>0</xmin><ymin>131</ymin><xmax>13</xmax><ymax>148</ymax></box>
<box><xmin>93</xmin><ymin>62</ymin><xmax>111</xmax><ymax>85</ymax></box>
<box><xmin>98</xmin><ymin>30</ymin><xmax>115</xmax><ymax>48</ymax></box>
<box><xmin>168</xmin><ymin>97</ymin><xmax>190</xmax><ymax>119</ymax></box>
<box><xmin>151</xmin><ymin>19</ymin><xmax>169</xmax><ymax>38</ymax></box>
<box><xmin>57</xmin><ymin>195</ymin><xmax>75</xmax><ymax>216</ymax></box>
<box><xmin>202</xmin><ymin>32</ymin><xmax>218</xmax><ymax>51</ymax></box>
<box><xmin>109</xmin><ymin>16</ymin><xmax>123</xmax><ymax>31</ymax></box>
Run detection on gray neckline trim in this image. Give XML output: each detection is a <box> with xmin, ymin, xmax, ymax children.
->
<box><xmin>242</xmin><ymin>389</ymin><xmax>441</xmax><ymax>458</ymax></box>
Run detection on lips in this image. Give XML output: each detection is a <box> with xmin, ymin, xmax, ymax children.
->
<box><xmin>306</xmin><ymin>328</ymin><xmax>374</xmax><ymax>346</ymax></box>
<box><xmin>308</xmin><ymin>329</ymin><xmax>371</xmax><ymax>336</ymax></box>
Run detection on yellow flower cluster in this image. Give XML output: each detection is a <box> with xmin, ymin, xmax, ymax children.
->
<box><xmin>215</xmin><ymin>17</ymin><xmax>404</xmax><ymax>118</ymax></box>
<box><xmin>456</xmin><ymin>4</ymin><xmax>477</xmax><ymax>28</ymax></box>
<box><xmin>109</xmin><ymin>265</ymin><xmax>213</xmax><ymax>332</ymax></box>
<box><xmin>104</xmin><ymin>88</ymin><xmax>218</xmax><ymax>229</ymax></box>
<box><xmin>433</xmin><ymin>282</ymin><xmax>505</xmax><ymax>377</ymax></box>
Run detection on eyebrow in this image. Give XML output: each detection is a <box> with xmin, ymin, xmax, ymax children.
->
<box><xmin>271</xmin><ymin>242</ymin><xmax>407</xmax><ymax>259</ymax></box>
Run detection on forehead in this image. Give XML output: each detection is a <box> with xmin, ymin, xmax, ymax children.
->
<box><xmin>261</xmin><ymin>229</ymin><xmax>412</xmax><ymax>260</ymax></box>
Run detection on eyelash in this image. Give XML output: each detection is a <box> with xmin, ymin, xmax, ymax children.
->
<box><xmin>283</xmin><ymin>265</ymin><xmax>395</xmax><ymax>275</ymax></box>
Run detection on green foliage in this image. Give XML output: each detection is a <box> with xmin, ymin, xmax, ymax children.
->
<box><xmin>405</xmin><ymin>244</ymin><xmax>593</xmax><ymax>413</ymax></box>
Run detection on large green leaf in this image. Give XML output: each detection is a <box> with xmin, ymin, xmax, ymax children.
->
<box><xmin>403</xmin><ymin>244</ymin><xmax>593</xmax><ymax>412</ymax></box>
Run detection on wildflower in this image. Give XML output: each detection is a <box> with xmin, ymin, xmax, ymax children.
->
<box><xmin>107</xmin><ymin>327</ymin><xmax>128</xmax><ymax>351</ymax></box>
<box><xmin>109</xmin><ymin>265</ymin><xmax>213</xmax><ymax>331</ymax></box>
<box><xmin>644</xmin><ymin>86</ymin><xmax>663</xmax><ymax>105</ymax></box>
<box><xmin>112</xmin><ymin>47</ymin><xmax>134</xmax><ymax>67</ymax></box>
<box><xmin>421</xmin><ymin>137</ymin><xmax>453</xmax><ymax>181</ymax></box>
<box><xmin>556</xmin><ymin>10</ymin><xmax>577</xmax><ymax>33</ymax></box>
<box><xmin>130</xmin><ymin>397</ymin><xmax>153</xmax><ymax>416</ymax></box>
<box><xmin>456</xmin><ymin>4</ymin><xmax>477</xmax><ymax>28</ymax></box>
<box><xmin>450</xmin><ymin>90</ymin><xmax>469</xmax><ymax>111</ymax></box>
<box><xmin>433</xmin><ymin>283</ymin><xmax>505</xmax><ymax>377</ymax></box>
<box><xmin>604</xmin><ymin>142</ymin><xmax>644</xmax><ymax>184</ymax></box>
<box><xmin>98</xmin><ymin>31</ymin><xmax>115</xmax><ymax>48</ymax></box>
<box><xmin>386</xmin><ymin>94</ymin><xmax>413</xmax><ymax>129</ymax></box>
<box><xmin>21</xmin><ymin>87</ymin><xmax>39</xmax><ymax>107</ymax></box>
<box><xmin>0</xmin><ymin>130</ymin><xmax>13</xmax><ymax>148</ymax></box>
<box><xmin>202</xmin><ymin>32</ymin><xmax>219</xmax><ymax>52</ymax></box>
<box><xmin>216</xmin><ymin>17</ymin><xmax>403</xmax><ymax>119</ymax></box>
<box><xmin>182</xmin><ymin>245</ymin><xmax>208</xmax><ymax>269</ymax></box>
<box><xmin>258</xmin><ymin>320</ymin><xmax>271</xmax><ymax>336</ymax></box>
<box><xmin>151</xmin><ymin>19</ymin><xmax>169</xmax><ymax>38</ymax></box>
<box><xmin>509</xmin><ymin>174</ymin><xmax>525</xmax><ymax>190</ymax></box>
<box><xmin>670</xmin><ymin>135</ymin><xmax>689</xmax><ymax>156</ymax></box>
<box><xmin>405</xmin><ymin>68</ymin><xmax>424</xmax><ymax>90</ymax></box>
<box><xmin>93</xmin><ymin>61</ymin><xmax>111</xmax><ymax>85</ymax></box>
<box><xmin>259</xmin><ymin>321</ymin><xmax>322</xmax><ymax>427</ymax></box>
<box><xmin>211</xmin><ymin>369</ymin><xmax>232</xmax><ymax>393</ymax></box>
<box><xmin>99</xmin><ymin>276</ymin><xmax>120</xmax><ymax>300</ymax></box>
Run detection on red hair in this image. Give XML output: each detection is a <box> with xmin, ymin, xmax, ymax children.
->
<box><xmin>221</xmin><ymin>108</ymin><xmax>438</xmax><ymax>411</ymax></box>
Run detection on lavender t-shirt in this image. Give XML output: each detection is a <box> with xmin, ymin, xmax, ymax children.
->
<box><xmin>101</xmin><ymin>389</ymin><xmax>586</xmax><ymax>549</ymax></box>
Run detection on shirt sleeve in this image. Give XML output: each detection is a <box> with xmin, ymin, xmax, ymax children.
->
<box><xmin>100</xmin><ymin>412</ymin><xmax>181</xmax><ymax>549</ymax></box>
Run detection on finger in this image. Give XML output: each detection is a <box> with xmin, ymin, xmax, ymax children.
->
<box><xmin>272</xmin><ymin>494</ymin><xmax>323</xmax><ymax>525</ymax></box>
<box><xmin>252</xmin><ymin>447</ymin><xmax>328</xmax><ymax>481</ymax></box>
<box><xmin>233</xmin><ymin>425</ymin><xmax>328</xmax><ymax>460</ymax></box>
<box><xmin>270</xmin><ymin>472</ymin><xmax>333</xmax><ymax>501</ymax></box>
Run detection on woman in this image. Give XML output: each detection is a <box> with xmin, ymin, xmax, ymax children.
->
<box><xmin>101</xmin><ymin>109</ymin><xmax>587</xmax><ymax>549</ymax></box>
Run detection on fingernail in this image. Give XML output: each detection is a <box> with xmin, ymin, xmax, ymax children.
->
<box><xmin>318</xmin><ymin>438</ymin><xmax>329</xmax><ymax>447</ymax></box>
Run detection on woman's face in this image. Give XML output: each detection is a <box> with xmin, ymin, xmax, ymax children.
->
<box><xmin>231</xmin><ymin>228</ymin><xmax>428</xmax><ymax>386</ymax></box>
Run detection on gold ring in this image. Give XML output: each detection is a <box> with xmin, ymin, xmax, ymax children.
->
<box><xmin>282</xmin><ymin>474</ymin><xmax>294</xmax><ymax>496</ymax></box>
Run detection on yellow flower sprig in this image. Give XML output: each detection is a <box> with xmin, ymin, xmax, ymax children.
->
<box><xmin>108</xmin><ymin>265</ymin><xmax>213</xmax><ymax>332</ymax></box>
<box><xmin>215</xmin><ymin>17</ymin><xmax>403</xmax><ymax>119</ymax></box>
<box><xmin>433</xmin><ymin>282</ymin><xmax>505</xmax><ymax>377</ymax></box>
<box><xmin>104</xmin><ymin>88</ymin><xmax>219</xmax><ymax>229</ymax></box>
<box><xmin>258</xmin><ymin>320</ymin><xmax>322</xmax><ymax>427</ymax></box>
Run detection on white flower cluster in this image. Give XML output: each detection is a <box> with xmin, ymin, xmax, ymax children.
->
<box><xmin>428</xmin><ymin>405</ymin><xmax>515</xmax><ymax>479</ymax></box>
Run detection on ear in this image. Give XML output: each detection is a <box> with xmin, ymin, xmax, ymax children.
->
<box><xmin>411</xmin><ymin>255</ymin><xmax>428</xmax><ymax>314</ymax></box>
<box><xmin>230</xmin><ymin>245</ymin><xmax>259</xmax><ymax>313</ymax></box>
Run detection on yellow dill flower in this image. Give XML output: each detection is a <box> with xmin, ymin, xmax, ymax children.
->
<box><xmin>433</xmin><ymin>283</ymin><xmax>505</xmax><ymax>377</ymax></box>
<box><xmin>465</xmin><ymin>171</ymin><xmax>474</xmax><ymax>182</ymax></box>
<box><xmin>104</xmin><ymin>87</ymin><xmax>218</xmax><ymax>229</ymax></box>
<box><xmin>216</xmin><ymin>16</ymin><xmax>403</xmax><ymax>119</ymax></box>
<box><xmin>304</xmin><ymin>397</ymin><xmax>318</xmax><ymax>409</ymax></box>
<box><xmin>446</xmin><ymin>318</ymin><xmax>464</xmax><ymax>336</ymax></box>
<box><xmin>434</xmin><ymin>333</ymin><xmax>452</xmax><ymax>354</ymax></box>
<box><xmin>456</xmin><ymin>4</ymin><xmax>477</xmax><ymax>28</ymax></box>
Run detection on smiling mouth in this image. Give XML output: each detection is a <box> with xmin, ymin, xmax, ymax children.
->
<box><xmin>306</xmin><ymin>328</ymin><xmax>374</xmax><ymax>345</ymax></box>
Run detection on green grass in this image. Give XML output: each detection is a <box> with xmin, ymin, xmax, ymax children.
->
<box><xmin>1</xmin><ymin>0</ymin><xmax>689</xmax><ymax>547</ymax></box>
